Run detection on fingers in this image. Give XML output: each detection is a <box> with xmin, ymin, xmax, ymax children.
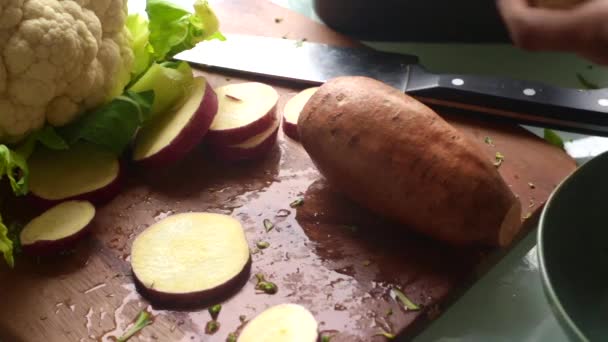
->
<box><xmin>497</xmin><ymin>0</ymin><xmax>585</xmax><ymax>51</ymax></box>
<box><xmin>497</xmin><ymin>0</ymin><xmax>608</xmax><ymax>52</ymax></box>
<box><xmin>497</xmin><ymin>0</ymin><xmax>545</xmax><ymax>49</ymax></box>
<box><xmin>497</xmin><ymin>0</ymin><xmax>608</xmax><ymax>65</ymax></box>
<box><xmin>496</xmin><ymin>0</ymin><xmax>530</xmax><ymax>18</ymax></box>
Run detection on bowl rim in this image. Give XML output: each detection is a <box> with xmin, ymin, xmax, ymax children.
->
<box><xmin>536</xmin><ymin>153</ymin><xmax>608</xmax><ymax>342</ymax></box>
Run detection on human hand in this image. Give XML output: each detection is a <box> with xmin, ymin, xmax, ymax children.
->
<box><xmin>497</xmin><ymin>0</ymin><xmax>608</xmax><ymax>64</ymax></box>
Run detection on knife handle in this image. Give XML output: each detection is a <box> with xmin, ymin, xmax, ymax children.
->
<box><xmin>405</xmin><ymin>65</ymin><xmax>608</xmax><ymax>136</ymax></box>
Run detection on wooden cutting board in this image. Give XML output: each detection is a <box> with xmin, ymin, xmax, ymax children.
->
<box><xmin>0</xmin><ymin>1</ymin><xmax>577</xmax><ymax>341</ymax></box>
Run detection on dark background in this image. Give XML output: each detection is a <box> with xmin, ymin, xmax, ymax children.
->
<box><xmin>313</xmin><ymin>0</ymin><xmax>510</xmax><ymax>43</ymax></box>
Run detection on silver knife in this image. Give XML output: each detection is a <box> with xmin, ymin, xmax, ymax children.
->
<box><xmin>175</xmin><ymin>34</ymin><xmax>608</xmax><ymax>137</ymax></box>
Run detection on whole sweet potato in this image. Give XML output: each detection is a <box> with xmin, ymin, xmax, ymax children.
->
<box><xmin>298</xmin><ymin>77</ymin><xmax>521</xmax><ymax>247</ymax></box>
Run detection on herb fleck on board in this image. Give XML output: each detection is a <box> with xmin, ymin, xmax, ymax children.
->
<box><xmin>263</xmin><ymin>219</ymin><xmax>274</xmax><ymax>232</ymax></box>
<box><xmin>493</xmin><ymin>152</ymin><xmax>505</xmax><ymax>168</ymax></box>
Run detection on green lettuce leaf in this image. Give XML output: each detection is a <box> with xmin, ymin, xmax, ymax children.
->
<box><xmin>146</xmin><ymin>0</ymin><xmax>222</xmax><ymax>61</ymax></box>
<box><xmin>129</xmin><ymin>61</ymin><xmax>193</xmax><ymax>117</ymax></box>
<box><xmin>543</xmin><ymin>128</ymin><xmax>565</xmax><ymax>149</ymax></box>
<box><xmin>0</xmin><ymin>215</ymin><xmax>13</xmax><ymax>268</ymax></box>
<box><xmin>194</xmin><ymin>0</ymin><xmax>224</xmax><ymax>41</ymax></box>
<box><xmin>33</xmin><ymin>126</ymin><xmax>69</xmax><ymax>151</ymax></box>
<box><xmin>60</xmin><ymin>91</ymin><xmax>155</xmax><ymax>155</ymax></box>
<box><xmin>127</xmin><ymin>14</ymin><xmax>154</xmax><ymax>79</ymax></box>
<box><xmin>0</xmin><ymin>145</ymin><xmax>29</xmax><ymax>196</ymax></box>
<box><xmin>0</xmin><ymin>127</ymin><xmax>68</xmax><ymax>201</ymax></box>
<box><xmin>16</xmin><ymin>126</ymin><xmax>68</xmax><ymax>160</ymax></box>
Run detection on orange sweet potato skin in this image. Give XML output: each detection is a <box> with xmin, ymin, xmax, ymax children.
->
<box><xmin>298</xmin><ymin>77</ymin><xmax>521</xmax><ymax>247</ymax></box>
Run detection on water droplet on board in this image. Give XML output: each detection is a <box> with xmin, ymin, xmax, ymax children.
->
<box><xmin>276</xmin><ymin>209</ymin><xmax>291</xmax><ymax>217</ymax></box>
<box><xmin>84</xmin><ymin>283</ymin><xmax>107</xmax><ymax>294</ymax></box>
<box><xmin>153</xmin><ymin>209</ymin><xmax>175</xmax><ymax>221</ymax></box>
<box><xmin>85</xmin><ymin>307</ymin><xmax>94</xmax><ymax>332</ymax></box>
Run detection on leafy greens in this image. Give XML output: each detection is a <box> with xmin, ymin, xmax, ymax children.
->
<box><xmin>146</xmin><ymin>0</ymin><xmax>224</xmax><ymax>61</ymax></box>
<box><xmin>64</xmin><ymin>0</ymin><xmax>223</xmax><ymax>156</ymax></box>
<box><xmin>59</xmin><ymin>90</ymin><xmax>155</xmax><ymax>155</ymax></box>
<box><xmin>0</xmin><ymin>215</ymin><xmax>14</xmax><ymax>268</ymax></box>
<box><xmin>0</xmin><ymin>0</ymin><xmax>224</xmax><ymax>267</ymax></box>
<box><xmin>543</xmin><ymin>128</ymin><xmax>565</xmax><ymax>149</ymax></box>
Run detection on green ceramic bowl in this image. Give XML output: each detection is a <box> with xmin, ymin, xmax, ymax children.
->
<box><xmin>538</xmin><ymin>151</ymin><xmax>608</xmax><ymax>342</ymax></box>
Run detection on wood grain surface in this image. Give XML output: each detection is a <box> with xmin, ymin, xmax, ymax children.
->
<box><xmin>0</xmin><ymin>1</ymin><xmax>577</xmax><ymax>341</ymax></box>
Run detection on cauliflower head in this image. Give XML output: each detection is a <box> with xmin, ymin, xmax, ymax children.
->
<box><xmin>0</xmin><ymin>0</ymin><xmax>134</xmax><ymax>143</ymax></box>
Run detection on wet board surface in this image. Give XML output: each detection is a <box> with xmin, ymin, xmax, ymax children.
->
<box><xmin>0</xmin><ymin>0</ymin><xmax>577</xmax><ymax>341</ymax></box>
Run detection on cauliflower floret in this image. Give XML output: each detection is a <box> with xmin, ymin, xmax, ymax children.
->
<box><xmin>0</xmin><ymin>0</ymin><xmax>133</xmax><ymax>142</ymax></box>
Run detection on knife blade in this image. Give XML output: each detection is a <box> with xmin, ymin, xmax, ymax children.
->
<box><xmin>175</xmin><ymin>34</ymin><xmax>608</xmax><ymax>137</ymax></box>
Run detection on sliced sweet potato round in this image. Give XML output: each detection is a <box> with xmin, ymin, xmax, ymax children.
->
<box><xmin>131</xmin><ymin>212</ymin><xmax>251</xmax><ymax>308</ymax></box>
<box><xmin>20</xmin><ymin>200</ymin><xmax>95</xmax><ymax>256</ymax></box>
